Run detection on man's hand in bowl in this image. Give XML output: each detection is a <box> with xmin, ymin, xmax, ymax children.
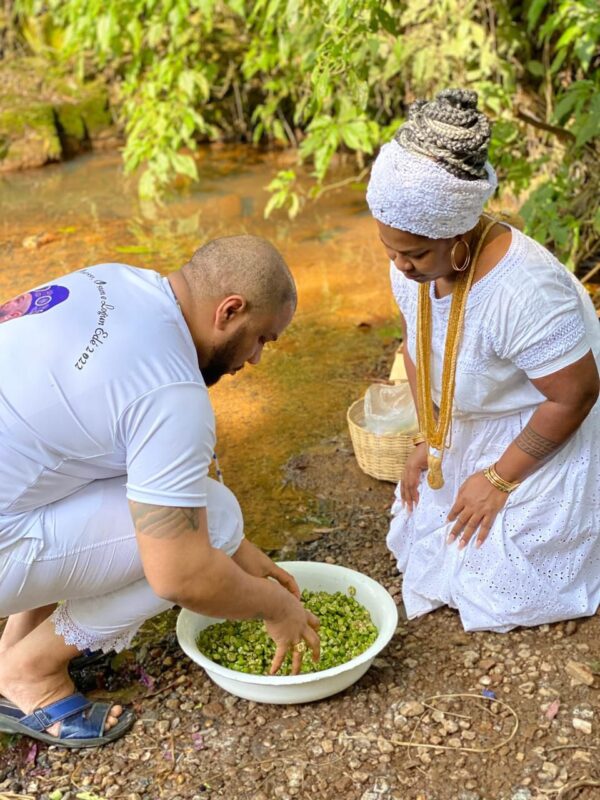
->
<box><xmin>265</xmin><ymin>589</ymin><xmax>321</xmax><ymax>675</ymax></box>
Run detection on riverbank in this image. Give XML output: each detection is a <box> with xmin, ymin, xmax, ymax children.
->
<box><xmin>0</xmin><ymin>146</ymin><xmax>402</xmax><ymax>551</ymax></box>
<box><xmin>0</xmin><ymin>57</ymin><xmax>116</xmax><ymax>172</ymax></box>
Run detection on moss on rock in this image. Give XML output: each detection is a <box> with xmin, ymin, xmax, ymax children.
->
<box><xmin>0</xmin><ymin>101</ymin><xmax>62</xmax><ymax>171</ymax></box>
<box><xmin>79</xmin><ymin>89</ymin><xmax>112</xmax><ymax>138</ymax></box>
<box><xmin>56</xmin><ymin>102</ymin><xmax>87</xmax><ymax>141</ymax></box>
<box><xmin>0</xmin><ymin>57</ymin><xmax>114</xmax><ymax>172</ymax></box>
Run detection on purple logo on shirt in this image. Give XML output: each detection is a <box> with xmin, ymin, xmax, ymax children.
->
<box><xmin>0</xmin><ymin>285</ymin><xmax>70</xmax><ymax>325</ymax></box>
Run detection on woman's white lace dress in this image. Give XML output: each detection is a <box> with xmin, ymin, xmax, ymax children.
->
<box><xmin>387</xmin><ymin>226</ymin><xmax>600</xmax><ymax>631</ymax></box>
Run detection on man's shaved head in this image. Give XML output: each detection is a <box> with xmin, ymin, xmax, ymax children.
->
<box><xmin>182</xmin><ymin>235</ymin><xmax>296</xmax><ymax>312</ymax></box>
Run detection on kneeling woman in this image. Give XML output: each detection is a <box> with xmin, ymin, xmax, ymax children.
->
<box><xmin>366</xmin><ymin>88</ymin><xmax>600</xmax><ymax>632</ymax></box>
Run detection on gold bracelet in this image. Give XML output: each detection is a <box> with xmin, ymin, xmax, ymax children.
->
<box><xmin>411</xmin><ymin>432</ymin><xmax>427</xmax><ymax>446</ymax></box>
<box><xmin>483</xmin><ymin>463</ymin><xmax>521</xmax><ymax>493</ymax></box>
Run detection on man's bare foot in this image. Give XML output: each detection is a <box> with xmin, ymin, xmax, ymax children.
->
<box><xmin>0</xmin><ymin>618</ymin><xmax>122</xmax><ymax>738</ymax></box>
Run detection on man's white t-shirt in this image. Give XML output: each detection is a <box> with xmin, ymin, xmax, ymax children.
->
<box><xmin>0</xmin><ymin>263</ymin><xmax>215</xmax><ymax>550</ymax></box>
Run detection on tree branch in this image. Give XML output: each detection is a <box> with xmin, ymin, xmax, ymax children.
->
<box><xmin>515</xmin><ymin>106</ymin><xmax>575</xmax><ymax>142</ymax></box>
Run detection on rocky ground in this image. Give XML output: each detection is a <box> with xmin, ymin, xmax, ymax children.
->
<box><xmin>1</xmin><ymin>437</ymin><xmax>599</xmax><ymax>800</ymax></box>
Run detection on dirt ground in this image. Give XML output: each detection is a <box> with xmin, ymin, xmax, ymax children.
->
<box><xmin>1</xmin><ymin>430</ymin><xmax>599</xmax><ymax>800</ymax></box>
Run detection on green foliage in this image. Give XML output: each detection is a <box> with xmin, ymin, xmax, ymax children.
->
<box><xmin>517</xmin><ymin>0</ymin><xmax>600</xmax><ymax>268</ymax></box>
<box><xmin>11</xmin><ymin>0</ymin><xmax>244</xmax><ymax>195</ymax></box>
<box><xmin>264</xmin><ymin>169</ymin><xmax>300</xmax><ymax>218</ymax></box>
<box><xmin>4</xmin><ymin>0</ymin><xmax>599</xmax><ymax>267</ymax></box>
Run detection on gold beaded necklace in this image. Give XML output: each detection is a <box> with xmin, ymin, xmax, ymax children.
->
<box><xmin>416</xmin><ymin>216</ymin><xmax>497</xmax><ymax>490</ymax></box>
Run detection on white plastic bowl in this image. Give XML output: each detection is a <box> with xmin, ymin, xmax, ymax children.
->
<box><xmin>176</xmin><ymin>560</ymin><xmax>399</xmax><ymax>704</ymax></box>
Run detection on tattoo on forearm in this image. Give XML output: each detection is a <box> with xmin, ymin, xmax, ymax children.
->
<box><xmin>514</xmin><ymin>425</ymin><xmax>561</xmax><ymax>461</ymax></box>
<box><xmin>130</xmin><ymin>502</ymin><xmax>199</xmax><ymax>539</ymax></box>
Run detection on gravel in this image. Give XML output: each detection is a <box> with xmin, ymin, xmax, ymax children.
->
<box><xmin>1</xmin><ymin>436</ymin><xmax>599</xmax><ymax>799</ymax></box>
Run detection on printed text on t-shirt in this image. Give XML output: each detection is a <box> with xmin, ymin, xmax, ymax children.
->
<box><xmin>75</xmin><ymin>269</ymin><xmax>115</xmax><ymax>370</ymax></box>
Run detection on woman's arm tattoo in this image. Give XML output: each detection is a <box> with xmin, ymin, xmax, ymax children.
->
<box><xmin>129</xmin><ymin>502</ymin><xmax>199</xmax><ymax>539</ymax></box>
<box><xmin>514</xmin><ymin>425</ymin><xmax>561</xmax><ymax>461</ymax></box>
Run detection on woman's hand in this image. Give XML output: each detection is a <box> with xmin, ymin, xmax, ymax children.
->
<box><xmin>401</xmin><ymin>442</ymin><xmax>428</xmax><ymax>512</ymax></box>
<box><xmin>232</xmin><ymin>539</ymin><xmax>301</xmax><ymax>599</ymax></box>
<box><xmin>447</xmin><ymin>472</ymin><xmax>508</xmax><ymax>550</ymax></box>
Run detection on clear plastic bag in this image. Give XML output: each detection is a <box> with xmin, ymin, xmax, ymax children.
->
<box><xmin>363</xmin><ymin>382</ymin><xmax>418</xmax><ymax>435</ymax></box>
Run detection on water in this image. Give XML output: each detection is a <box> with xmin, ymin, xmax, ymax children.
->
<box><xmin>0</xmin><ymin>146</ymin><xmax>398</xmax><ymax>548</ymax></box>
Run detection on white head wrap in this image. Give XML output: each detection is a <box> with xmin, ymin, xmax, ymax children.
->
<box><xmin>366</xmin><ymin>140</ymin><xmax>498</xmax><ymax>239</ymax></box>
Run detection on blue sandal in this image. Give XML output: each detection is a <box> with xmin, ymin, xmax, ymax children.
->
<box><xmin>0</xmin><ymin>692</ymin><xmax>135</xmax><ymax>748</ymax></box>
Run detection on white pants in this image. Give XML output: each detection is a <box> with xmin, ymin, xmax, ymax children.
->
<box><xmin>0</xmin><ymin>477</ymin><xmax>244</xmax><ymax>653</ymax></box>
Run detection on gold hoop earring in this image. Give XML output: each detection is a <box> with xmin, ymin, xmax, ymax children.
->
<box><xmin>450</xmin><ymin>239</ymin><xmax>471</xmax><ymax>272</ymax></box>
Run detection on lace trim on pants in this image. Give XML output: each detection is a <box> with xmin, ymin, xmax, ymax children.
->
<box><xmin>51</xmin><ymin>603</ymin><xmax>139</xmax><ymax>654</ymax></box>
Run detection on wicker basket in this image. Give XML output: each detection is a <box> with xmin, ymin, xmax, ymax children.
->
<box><xmin>347</xmin><ymin>383</ymin><xmax>416</xmax><ymax>483</ymax></box>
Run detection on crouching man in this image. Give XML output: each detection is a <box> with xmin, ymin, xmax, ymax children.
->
<box><xmin>0</xmin><ymin>235</ymin><xmax>319</xmax><ymax>748</ymax></box>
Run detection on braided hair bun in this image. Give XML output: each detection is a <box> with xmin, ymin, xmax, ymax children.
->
<box><xmin>395</xmin><ymin>88</ymin><xmax>491</xmax><ymax>181</ymax></box>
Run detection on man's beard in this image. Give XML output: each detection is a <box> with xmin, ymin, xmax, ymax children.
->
<box><xmin>200</xmin><ymin>333</ymin><xmax>244</xmax><ymax>387</ymax></box>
